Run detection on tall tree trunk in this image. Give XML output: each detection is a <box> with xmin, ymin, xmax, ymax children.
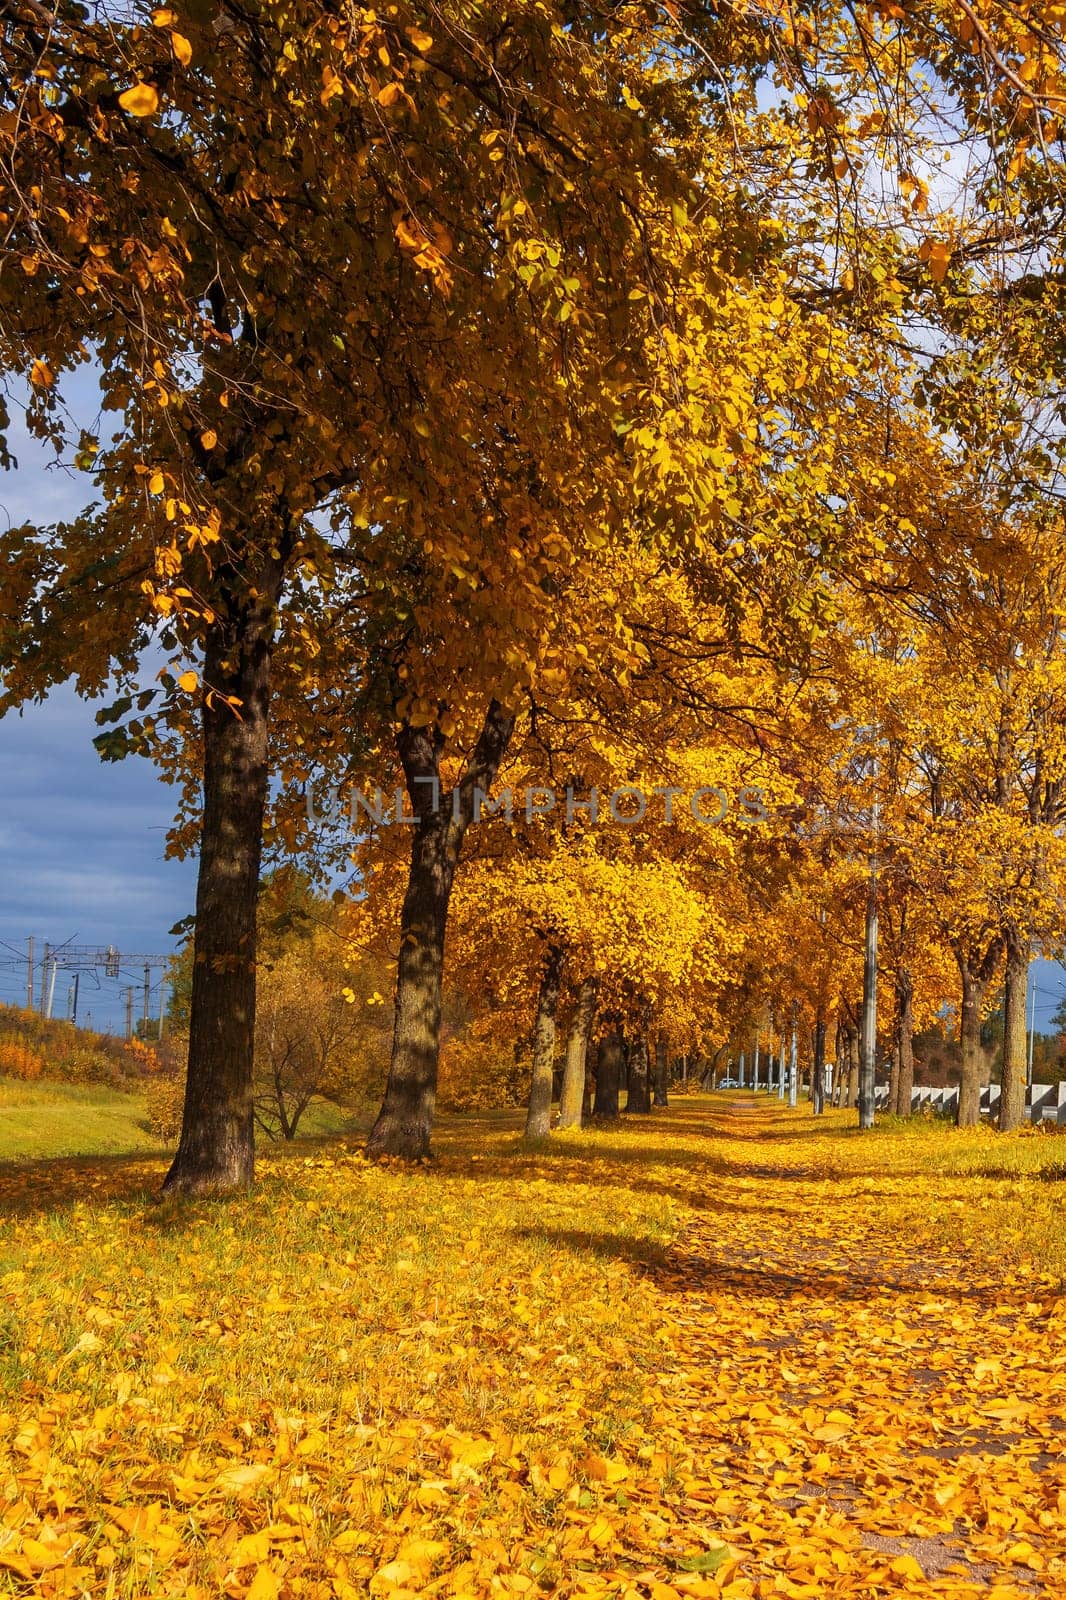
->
<box><xmin>583</xmin><ymin>1037</ymin><xmax>598</xmax><ymax>1121</ymax></box>
<box><xmin>558</xmin><ymin>976</ymin><xmax>597</xmax><ymax>1130</ymax></box>
<box><xmin>524</xmin><ymin>944</ymin><xmax>565</xmax><ymax>1139</ymax></box>
<box><xmin>896</xmin><ymin>969</ymin><xmax>914</xmax><ymax>1117</ymax></box>
<box><xmin>653</xmin><ymin>1035</ymin><xmax>669</xmax><ymax>1106</ymax></box>
<box><xmin>788</xmin><ymin>1007</ymin><xmax>799</xmax><ymax>1108</ymax></box>
<box><xmin>811</xmin><ymin>1011</ymin><xmax>826</xmax><ymax>1116</ymax></box>
<box><xmin>1000</xmin><ymin>929</ymin><xmax>1029</xmax><ymax>1132</ymax></box>
<box><xmin>888</xmin><ymin>1037</ymin><xmax>900</xmax><ymax>1118</ymax></box>
<box><xmin>625</xmin><ymin>1031</ymin><xmax>651</xmax><ymax>1112</ymax></box>
<box><xmin>700</xmin><ymin>1045</ymin><xmax>726</xmax><ymax>1090</ymax></box>
<box><xmin>857</xmin><ymin>861</ymin><xmax>878</xmax><ymax>1130</ymax></box>
<box><xmin>957</xmin><ymin>968</ymin><xmax>984</xmax><ymax>1128</ymax></box>
<box><xmin>367</xmin><ymin>699</ymin><xmax>514</xmax><ymax>1158</ymax></box>
<box><xmin>845</xmin><ymin>1022</ymin><xmax>859</xmax><ymax>1109</ymax></box>
<box><xmin>163</xmin><ymin>610</ymin><xmax>274</xmax><ymax>1196</ymax></box>
<box><xmin>593</xmin><ymin>1030</ymin><xmax>623</xmax><ymax>1118</ymax></box>
<box><xmin>954</xmin><ymin>939</ymin><xmax>1001</xmax><ymax>1129</ymax></box>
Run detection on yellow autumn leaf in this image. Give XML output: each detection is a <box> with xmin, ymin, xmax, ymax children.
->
<box><xmin>231</xmin><ymin>1531</ymin><xmax>271</xmax><ymax>1568</ymax></box>
<box><xmin>177</xmin><ymin>670</ymin><xmax>199</xmax><ymax>692</ymax></box>
<box><xmin>171</xmin><ymin>31</ymin><xmax>192</xmax><ymax>66</ymax></box>
<box><xmin>214</xmin><ymin>1462</ymin><xmax>273</xmax><ymax>1495</ymax></box>
<box><xmin>246</xmin><ymin>1567</ymin><xmax>280</xmax><ymax>1600</ymax></box>
<box><xmin>118</xmin><ymin>83</ymin><xmax>160</xmax><ymax>117</ymax></box>
<box><xmin>927</xmin><ymin>239</ymin><xmax>952</xmax><ymax>282</ymax></box>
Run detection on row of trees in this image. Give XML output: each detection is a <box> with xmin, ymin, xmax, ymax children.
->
<box><xmin>3</xmin><ymin>1</ymin><xmax>1066</xmax><ymax>1185</ymax></box>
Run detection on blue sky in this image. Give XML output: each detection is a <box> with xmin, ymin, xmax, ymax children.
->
<box><xmin>0</xmin><ymin>379</ymin><xmax>197</xmax><ymax>1033</ymax></box>
<box><xmin>0</xmin><ymin>689</ymin><xmax>197</xmax><ymax>1032</ymax></box>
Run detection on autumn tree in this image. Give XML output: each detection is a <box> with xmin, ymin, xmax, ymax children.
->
<box><xmin>2</xmin><ymin>0</ymin><xmax>767</xmax><ymax>1185</ymax></box>
<box><xmin>4</xmin><ymin>0</ymin><xmax>1061</xmax><ymax>1181</ymax></box>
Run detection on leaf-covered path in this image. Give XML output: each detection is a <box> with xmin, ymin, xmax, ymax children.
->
<box><xmin>649</xmin><ymin>1098</ymin><xmax>1066</xmax><ymax>1598</ymax></box>
<box><xmin>1</xmin><ymin>1097</ymin><xmax>1065</xmax><ymax>1598</ymax></box>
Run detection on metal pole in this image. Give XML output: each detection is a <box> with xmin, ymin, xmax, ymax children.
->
<box><xmin>71</xmin><ymin>971</ymin><xmax>79</xmax><ymax>1026</ymax></box>
<box><xmin>158</xmin><ymin>978</ymin><xmax>167</xmax><ymax>1042</ymax></box>
<box><xmin>26</xmin><ymin>936</ymin><xmax>34</xmax><ymax>1009</ymax></box>
<box><xmin>40</xmin><ymin>942</ymin><xmax>50</xmax><ymax>1013</ymax></box>
<box><xmin>125</xmin><ymin>987</ymin><xmax>134</xmax><ymax>1041</ymax></box>
<box><xmin>45</xmin><ymin>956</ymin><xmax>58</xmax><ymax>1020</ymax></box>
<box><xmin>1027</xmin><ymin>974</ymin><xmax>1037</xmax><ymax>1088</ymax></box>
<box><xmin>142</xmin><ymin>963</ymin><xmax>151</xmax><ymax>1035</ymax></box>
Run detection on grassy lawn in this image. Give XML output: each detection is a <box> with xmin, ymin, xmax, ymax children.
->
<box><xmin>0</xmin><ymin>1078</ymin><xmax>161</xmax><ymax>1161</ymax></box>
<box><xmin>0</xmin><ymin>1077</ymin><xmax>360</xmax><ymax>1163</ymax></box>
<box><xmin>1</xmin><ymin>1098</ymin><xmax>1065</xmax><ymax>1597</ymax></box>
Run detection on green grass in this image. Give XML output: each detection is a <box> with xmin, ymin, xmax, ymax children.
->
<box><xmin>0</xmin><ymin>1076</ymin><xmax>360</xmax><ymax>1162</ymax></box>
<box><xmin>0</xmin><ymin>1077</ymin><xmax>162</xmax><ymax>1160</ymax></box>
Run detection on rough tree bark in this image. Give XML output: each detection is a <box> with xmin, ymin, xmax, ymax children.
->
<box><xmin>583</xmin><ymin>1037</ymin><xmax>599</xmax><ymax>1122</ymax></box>
<box><xmin>163</xmin><ymin>599</ymin><xmax>278</xmax><ymax>1196</ymax></box>
<box><xmin>366</xmin><ymin>698</ymin><xmax>515</xmax><ymax>1159</ymax></box>
<box><xmin>652</xmin><ymin>1035</ymin><xmax>669</xmax><ymax>1107</ymax></box>
<box><xmin>625</xmin><ymin>1033</ymin><xmax>651</xmax><ymax>1113</ymax></box>
<box><xmin>954</xmin><ymin>939</ymin><xmax>1001</xmax><ymax>1129</ymax></box>
<box><xmin>895</xmin><ymin>968</ymin><xmax>914</xmax><ymax>1117</ymax></box>
<box><xmin>843</xmin><ymin>1019</ymin><xmax>859</xmax><ymax>1109</ymax></box>
<box><xmin>700</xmin><ymin>1045</ymin><xmax>727</xmax><ymax>1090</ymax></box>
<box><xmin>524</xmin><ymin>943</ymin><xmax>565</xmax><ymax>1139</ymax></box>
<box><xmin>593</xmin><ymin>1029</ymin><xmax>623</xmax><ymax>1119</ymax></box>
<box><xmin>857</xmin><ymin>863</ymin><xmax>878</xmax><ymax>1130</ymax></box>
<box><xmin>1000</xmin><ymin>927</ymin><xmax>1029</xmax><ymax>1132</ymax></box>
<box><xmin>558</xmin><ymin>975</ymin><xmax>598</xmax><ymax>1130</ymax></box>
<box><xmin>811</xmin><ymin>1010</ymin><xmax>826</xmax><ymax>1116</ymax></box>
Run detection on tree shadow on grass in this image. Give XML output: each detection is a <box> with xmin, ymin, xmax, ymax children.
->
<box><xmin>0</xmin><ymin>1129</ymin><xmax>367</xmax><ymax>1222</ymax></box>
<box><xmin>0</xmin><ymin>1151</ymin><xmax>166</xmax><ymax>1219</ymax></box>
<box><xmin>514</xmin><ymin>1222</ymin><xmax>1036</xmax><ymax>1312</ymax></box>
<box><xmin>509</xmin><ymin>1223</ymin><xmax>673</xmax><ymax>1272</ymax></box>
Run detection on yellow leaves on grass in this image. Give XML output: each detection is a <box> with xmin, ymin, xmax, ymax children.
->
<box><xmin>2</xmin><ymin>1102</ymin><xmax>1066</xmax><ymax>1597</ymax></box>
<box><xmin>246</xmin><ymin>1561</ymin><xmax>281</xmax><ymax>1598</ymax></box>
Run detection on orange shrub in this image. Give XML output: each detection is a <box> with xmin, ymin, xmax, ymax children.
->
<box><xmin>437</xmin><ymin>1023</ymin><xmax>528</xmax><ymax>1112</ymax></box>
<box><xmin>0</xmin><ymin>1037</ymin><xmax>46</xmax><ymax>1080</ymax></box>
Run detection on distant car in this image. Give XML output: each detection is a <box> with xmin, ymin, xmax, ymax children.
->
<box><xmin>718</xmin><ymin>1077</ymin><xmax>740</xmax><ymax>1088</ymax></box>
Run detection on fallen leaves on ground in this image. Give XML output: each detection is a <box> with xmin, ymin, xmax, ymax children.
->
<box><xmin>0</xmin><ymin>1099</ymin><xmax>1064</xmax><ymax>1597</ymax></box>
